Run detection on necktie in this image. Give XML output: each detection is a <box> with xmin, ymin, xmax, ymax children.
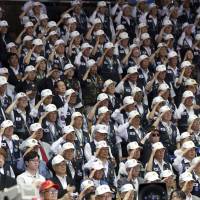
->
<box><xmin>39</xmin><ymin>145</ymin><xmax>48</xmax><ymax>163</ymax></box>
<box><xmin>68</xmin><ymin>162</ymin><xmax>75</xmax><ymax>178</ymax></box>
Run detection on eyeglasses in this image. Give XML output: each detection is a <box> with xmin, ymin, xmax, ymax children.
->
<box><xmin>152</xmin><ymin>134</ymin><xmax>160</xmax><ymax>137</ymax></box>
<box><xmin>45</xmin><ymin>189</ymin><xmax>58</xmax><ymax>195</ymax></box>
<box><xmin>29</xmin><ymin>159</ymin><xmax>40</xmax><ymax>163</ymax></box>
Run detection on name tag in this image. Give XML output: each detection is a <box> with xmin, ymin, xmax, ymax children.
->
<box><xmin>129</xmin><ymin>132</ymin><xmax>135</xmax><ymax>135</ymax></box>
<box><xmin>139</xmin><ymin>74</ymin><xmax>144</xmax><ymax>79</ymax></box>
<box><xmin>160</xmin><ymin>127</ymin><xmax>166</xmax><ymax>131</ymax></box>
<box><xmin>16</xmin><ymin>117</ymin><xmax>21</xmax><ymax>122</ymax></box>
<box><xmin>44</xmin><ymin>128</ymin><xmax>49</xmax><ymax>133</ymax></box>
<box><xmin>125</xmin><ymin>88</ymin><xmax>131</xmax><ymax>92</ymax></box>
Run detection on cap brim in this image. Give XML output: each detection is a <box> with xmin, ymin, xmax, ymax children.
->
<box><xmin>40</xmin><ymin>183</ymin><xmax>59</xmax><ymax>192</ymax></box>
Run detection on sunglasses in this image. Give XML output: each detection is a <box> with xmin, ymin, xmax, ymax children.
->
<box><xmin>152</xmin><ymin>133</ymin><xmax>160</xmax><ymax>137</ymax></box>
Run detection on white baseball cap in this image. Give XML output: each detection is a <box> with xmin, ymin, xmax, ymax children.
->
<box><xmin>70</xmin><ymin>31</ymin><xmax>80</xmax><ymax>38</ymax></box>
<box><xmin>145</xmin><ymin>171</ymin><xmax>160</xmax><ymax>182</ymax></box>
<box><xmin>39</xmin><ymin>14</ymin><xmax>48</xmax><ymax>20</ymax></box>
<box><xmin>182</xmin><ymin>90</ymin><xmax>194</xmax><ymax>99</ymax></box>
<box><xmin>120</xmin><ymin>184</ymin><xmax>134</xmax><ymax>193</ymax></box>
<box><xmin>168</xmin><ymin>51</ymin><xmax>177</xmax><ymax>59</ymax></box>
<box><xmin>162</xmin><ymin>19</ymin><xmax>172</xmax><ymax>26</ymax></box>
<box><xmin>23</xmin><ymin>35</ymin><xmax>33</xmax><ymax>42</ymax></box>
<box><xmin>95</xmin><ymin>185</ymin><xmax>112</xmax><ymax>196</ymax></box>
<box><xmin>103</xmin><ymin>79</ymin><xmax>115</xmax><ymax>90</ymax></box>
<box><xmin>104</xmin><ymin>42</ymin><xmax>114</xmax><ymax>49</ymax></box>
<box><xmin>138</xmin><ymin>22</ymin><xmax>147</xmax><ymax>29</ymax></box>
<box><xmin>180</xmin><ymin>132</ymin><xmax>191</xmax><ymax>140</ymax></box>
<box><xmin>16</xmin><ymin>92</ymin><xmax>27</xmax><ymax>100</ymax></box>
<box><xmin>97</xmin><ymin>1</ymin><xmax>106</xmax><ymax>7</ymax></box>
<box><xmin>131</xmin><ymin>87</ymin><xmax>142</xmax><ymax>97</ymax></box>
<box><xmin>64</xmin><ymin>64</ymin><xmax>74</xmax><ymax>71</ymax></box>
<box><xmin>182</xmin><ymin>22</ymin><xmax>190</xmax><ymax>30</ymax></box>
<box><xmin>52</xmin><ymin>155</ymin><xmax>65</xmax><ymax>165</ymax></box>
<box><xmin>159</xmin><ymin>105</ymin><xmax>171</xmax><ymax>115</ymax></box>
<box><xmin>195</xmin><ymin>34</ymin><xmax>200</xmax><ymax>41</ymax></box>
<box><xmin>98</xmin><ymin>106</ymin><xmax>109</xmax><ymax>115</ymax></box>
<box><xmin>125</xmin><ymin>159</ymin><xmax>140</xmax><ymax>169</ymax></box>
<box><xmin>165</xmin><ymin>34</ymin><xmax>174</xmax><ymax>41</ymax></box>
<box><xmin>97</xmin><ymin>93</ymin><xmax>108</xmax><ymax>101</ymax></box>
<box><xmin>116</xmin><ymin>24</ymin><xmax>125</xmax><ymax>31</ymax></box>
<box><xmin>65</xmin><ymin>89</ymin><xmax>76</xmax><ymax>96</ymax></box>
<box><xmin>81</xmin><ymin>179</ymin><xmax>95</xmax><ymax>191</ymax></box>
<box><xmin>24</xmin><ymin>21</ymin><xmax>33</xmax><ymax>28</ymax></box>
<box><xmin>62</xmin><ymin>13</ymin><xmax>71</xmax><ymax>19</ymax></box>
<box><xmin>152</xmin><ymin>96</ymin><xmax>165</xmax><ymax>107</ymax></box>
<box><xmin>141</xmin><ymin>33</ymin><xmax>150</xmax><ymax>40</ymax></box>
<box><xmin>92</xmin><ymin>160</ymin><xmax>104</xmax><ymax>170</ymax></box>
<box><xmin>41</xmin><ymin>89</ymin><xmax>53</xmax><ymax>97</ymax></box>
<box><xmin>152</xmin><ymin>142</ymin><xmax>165</xmax><ymax>150</ymax></box>
<box><xmin>33</xmin><ymin>2</ymin><xmax>41</xmax><ymax>6</ymax></box>
<box><xmin>127</xmin><ymin>66</ymin><xmax>138</xmax><ymax>74</ymax></box>
<box><xmin>30</xmin><ymin>123</ymin><xmax>42</xmax><ymax>132</ymax></box>
<box><xmin>68</xmin><ymin>17</ymin><xmax>77</xmax><ymax>24</ymax></box>
<box><xmin>45</xmin><ymin>104</ymin><xmax>57</xmax><ymax>112</ymax></box>
<box><xmin>63</xmin><ymin>125</ymin><xmax>75</xmax><ymax>134</ymax></box>
<box><xmin>119</xmin><ymin>32</ymin><xmax>129</xmax><ymax>40</ymax></box>
<box><xmin>49</xmin><ymin>31</ymin><xmax>58</xmax><ymax>36</ymax></box>
<box><xmin>181</xmin><ymin>60</ymin><xmax>191</xmax><ymax>69</ymax></box>
<box><xmin>138</xmin><ymin>55</ymin><xmax>149</xmax><ymax>63</ymax></box>
<box><xmin>81</xmin><ymin>42</ymin><xmax>92</xmax><ymax>50</ymax></box>
<box><xmin>0</xmin><ymin>20</ymin><xmax>8</xmax><ymax>27</ymax></box>
<box><xmin>130</xmin><ymin>43</ymin><xmax>139</xmax><ymax>49</ymax></box>
<box><xmin>96</xmin><ymin>140</ymin><xmax>109</xmax><ymax>149</ymax></box>
<box><xmin>0</xmin><ymin>76</ymin><xmax>7</xmax><ymax>85</ymax></box>
<box><xmin>182</xmin><ymin>140</ymin><xmax>195</xmax><ymax>149</ymax></box>
<box><xmin>48</xmin><ymin>21</ymin><xmax>57</xmax><ymax>28</ymax></box>
<box><xmin>1</xmin><ymin>120</ymin><xmax>13</xmax><ymax>129</ymax></box>
<box><xmin>25</xmin><ymin>65</ymin><xmax>36</xmax><ymax>72</ymax></box>
<box><xmin>128</xmin><ymin>110</ymin><xmax>140</xmax><ymax>120</ymax></box>
<box><xmin>87</xmin><ymin>59</ymin><xmax>96</xmax><ymax>68</ymax></box>
<box><xmin>62</xmin><ymin>142</ymin><xmax>75</xmax><ymax>151</ymax></box>
<box><xmin>71</xmin><ymin>112</ymin><xmax>82</xmax><ymax>120</ymax></box>
<box><xmin>95</xmin><ymin>124</ymin><xmax>108</xmax><ymax>134</ymax></box>
<box><xmin>157</xmin><ymin>43</ymin><xmax>167</xmax><ymax>48</ymax></box>
<box><xmin>188</xmin><ymin>115</ymin><xmax>198</xmax><ymax>125</ymax></box>
<box><xmin>33</xmin><ymin>38</ymin><xmax>43</xmax><ymax>46</ymax></box>
<box><xmin>179</xmin><ymin>171</ymin><xmax>194</xmax><ymax>183</ymax></box>
<box><xmin>149</xmin><ymin>3</ymin><xmax>157</xmax><ymax>10</ymax></box>
<box><xmin>36</xmin><ymin>56</ymin><xmax>46</xmax><ymax>63</ymax></box>
<box><xmin>123</xmin><ymin>96</ymin><xmax>135</xmax><ymax>106</ymax></box>
<box><xmin>158</xmin><ymin>83</ymin><xmax>169</xmax><ymax>91</ymax></box>
<box><xmin>24</xmin><ymin>138</ymin><xmax>39</xmax><ymax>148</ymax></box>
<box><xmin>156</xmin><ymin>64</ymin><xmax>166</xmax><ymax>72</ymax></box>
<box><xmin>93</xmin><ymin>18</ymin><xmax>101</xmax><ymax>25</ymax></box>
<box><xmin>6</xmin><ymin>42</ymin><xmax>16</xmax><ymax>49</ymax></box>
<box><xmin>55</xmin><ymin>39</ymin><xmax>65</xmax><ymax>46</ymax></box>
<box><xmin>94</xmin><ymin>30</ymin><xmax>105</xmax><ymax>36</ymax></box>
<box><xmin>161</xmin><ymin>170</ymin><xmax>173</xmax><ymax>178</ymax></box>
<box><xmin>127</xmin><ymin>141</ymin><xmax>142</xmax><ymax>151</ymax></box>
<box><xmin>185</xmin><ymin>79</ymin><xmax>197</xmax><ymax>86</ymax></box>
<box><xmin>71</xmin><ymin>0</ymin><xmax>81</xmax><ymax>6</ymax></box>
<box><xmin>0</xmin><ymin>68</ymin><xmax>8</xmax><ymax>75</ymax></box>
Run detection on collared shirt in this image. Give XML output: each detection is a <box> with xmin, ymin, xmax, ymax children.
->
<box><xmin>3</xmin><ymin>136</ymin><xmax>13</xmax><ymax>153</ymax></box>
<box><xmin>56</xmin><ymin>175</ymin><xmax>68</xmax><ymax>189</ymax></box>
<box><xmin>16</xmin><ymin>170</ymin><xmax>45</xmax><ymax>185</ymax></box>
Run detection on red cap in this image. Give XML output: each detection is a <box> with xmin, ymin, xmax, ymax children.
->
<box><xmin>40</xmin><ymin>180</ymin><xmax>59</xmax><ymax>192</ymax></box>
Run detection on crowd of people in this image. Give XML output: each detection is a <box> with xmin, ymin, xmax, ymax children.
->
<box><xmin>1</xmin><ymin>0</ymin><xmax>200</xmax><ymax>199</ymax></box>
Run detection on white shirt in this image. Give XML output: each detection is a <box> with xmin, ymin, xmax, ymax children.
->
<box><xmin>3</xmin><ymin>137</ymin><xmax>13</xmax><ymax>153</ymax></box>
<box><xmin>57</xmin><ymin>175</ymin><xmax>68</xmax><ymax>189</ymax></box>
<box><xmin>115</xmin><ymin>80</ymin><xmax>137</xmax><ymax>94</ymax></box>
<box><xmin>17</xmin><ymin>171</ymin><xmax>45</xmax><ymax>185</ymax></box>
